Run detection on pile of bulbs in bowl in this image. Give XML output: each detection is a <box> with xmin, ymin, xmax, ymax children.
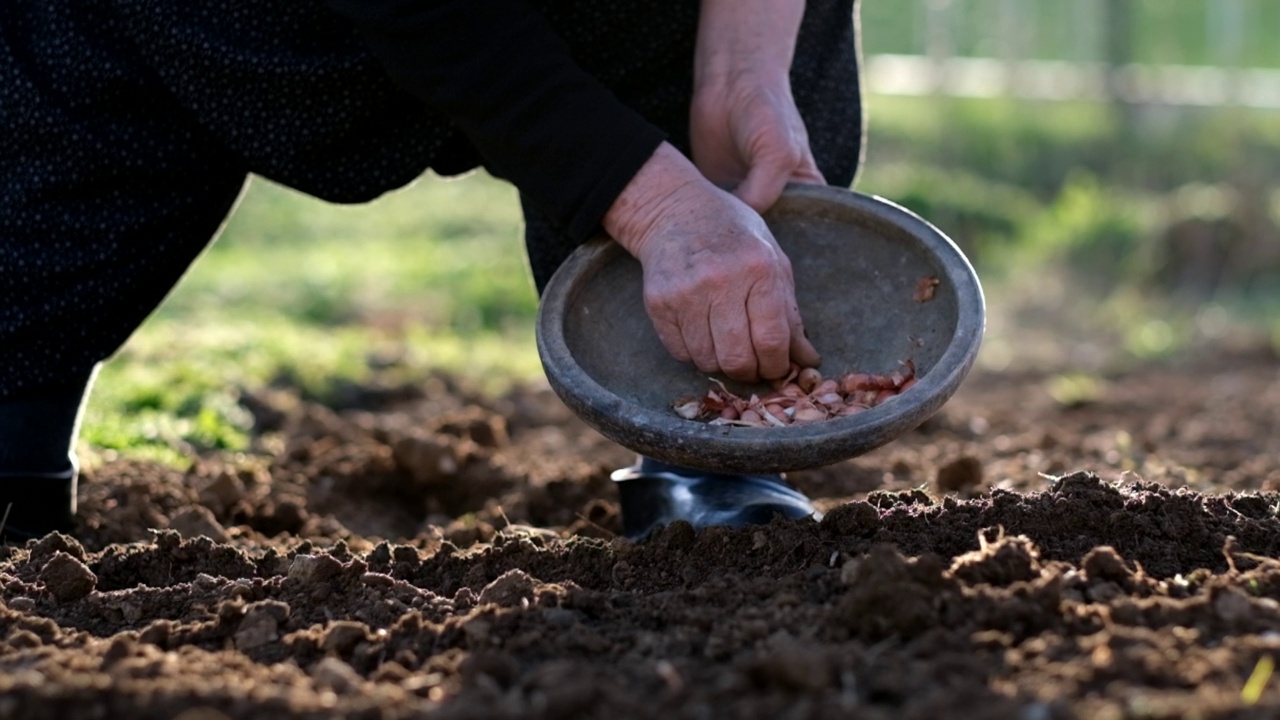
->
<box><xmin>672</xmin><ymin>361</ymin><xmax>918</xmax><ymax>428</ymax></box>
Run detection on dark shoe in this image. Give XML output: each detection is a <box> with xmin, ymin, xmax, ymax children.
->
<box><xmin>611</xmin><ymin>458</ymin><xmax>818</xmax><ymax>540</ymax></box>
<box><xmin>0</xmin><ymin>471</ymin><xmax>76</xmax><ymax>543</ymax></box>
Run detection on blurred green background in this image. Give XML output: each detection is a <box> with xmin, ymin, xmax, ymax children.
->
<box><xmin>861</xmin><ymin>0</ymin><xmax>1280</xmax><ymax>67</ymax></box>
<box><xmin>82</xmin><ymin>0</ymin><xmax>1280</xmax><ymax>465</ymax></box>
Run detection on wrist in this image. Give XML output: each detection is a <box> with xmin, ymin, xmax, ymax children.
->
<box><xmin>694</xmin><ymin>0</ymin><xmax>804</xmax><ymax>89</ymax></box>
<box><xmin>602</xmin><ymin>143</ymin><xmax>710</xmax><ymax>259</ymax></box>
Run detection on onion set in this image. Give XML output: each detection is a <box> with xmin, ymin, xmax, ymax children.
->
<box><xmin>673</xmin><ymin>362</ymin><xmax>917</xmax><ymax>427</ymax></box>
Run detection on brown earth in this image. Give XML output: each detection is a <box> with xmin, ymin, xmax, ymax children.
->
<box><xmin>4</xmin><ymin>345</ymin><xmax>1280</xmax><ymax>719</ymax></box>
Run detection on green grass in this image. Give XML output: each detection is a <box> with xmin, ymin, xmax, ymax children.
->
<box><xmin>80</xmin><ymin>172</ymin><xmax>543</xmax><ymax>467</ymax></box>
<box><xmin>861</xmin><ymin>95</ymin><xmax>1280</xmax><ymax>198</ymax></box>
<box><xmin>165</xmin><ymin>172</ymin><xmax>536</xmax><ymax>331</ymax></box>
<box><xmin>860</xmin><ymin>0</ymin><xmax>1280</xmax><ymax>68</ymax></box>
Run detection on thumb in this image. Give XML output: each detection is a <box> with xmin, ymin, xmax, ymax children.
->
<box><xmin>790</xmin><ymin>151</ymin><xmax>826</xmax><ymax>186</ymax></box>
<box><xmin>789</xmin><ymin>324</ymin><xmax>822</xmax><ymax>369</ymax></box>
<box><xmin>734</xmin><ymin>150</ymin><xmax>828</xmax><ymax>214</ymax></box>
<box><xmin>785</xmin><ymin>299</ymin><xmax>822</xmax><ymax>369</ymax></box>
<box><xmin>733</xmin><ymin>152</ymin><xmax>793</xmax><ymax>214</ymax></box>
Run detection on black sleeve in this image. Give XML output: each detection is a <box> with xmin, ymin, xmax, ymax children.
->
<box><xmin>324</xmin><ymin>0</ymin><xmax>667</xmax><ymax>242</ymax></box>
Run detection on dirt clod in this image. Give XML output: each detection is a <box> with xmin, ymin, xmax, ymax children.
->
<box><xmin>30</xmin><ymin>532</ymin><xmax>86</xmax><ymax>564</ymax></box>
<box><xmin>287</xmin><ymin>553</ymin><xmax>342</xmax><ymax>584</ymax></box>
<box><xmin>1081</xmin><ymin>545</ymin><xmax>1134</xmax><ymax>583</ymax></box>
<box><xmin>477</xmin><ymin>568</ymin><xmax>537</xmax><ymax>608</ymax></box>
<box><xmin>235</xmin><ymin>600</ymin><xmax>290</xmax><ymax>651</ymax></box>
<box><xmin>311</xmin><ymin>657</ymin><xmax>363</xmax><ymax>692</ymax></box>
<box><xmin>37</xmin><ymin>551</ymin><xmax>96</xmax><ymax>603</ymax></box>
<box><xmin>935</xmin><ymin>455</ymin><xmax>984</xmax><ymax>492</ymax></box>
<box><xmin>170</xmin><ymin>506</ymin><xmax>230</xmax><ymax>542</ymax></box>
<box><xmin>949</xmin><ymin>534</ymin><xmax>1042</xmax><ymax>586</ymax></box>
<box><xmin>832</xmin><ymin>544</ymin><xmax>953</xmax><ymax>641</ymax></box>
<box><xmin>321</xmin><ymin>621</ymin><xmax>369</xmax><ymax>654</ymax></box>
<box><xmin>198</xmin><ymin>471</ymin><xmax>246</xmax><ymax>515</ymax></box>
<box><xmin>393</xmin><ymin>435</ymin><xmax>459</xmax><ymax>484</ymax></box>
<box><xmin>819</xmin><ymin>500</ymin><xmax>879</xmax><ymax>536</ymax></box>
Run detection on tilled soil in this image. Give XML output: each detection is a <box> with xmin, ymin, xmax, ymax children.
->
<box><xmin>4</xmin><ymin>346</ymin><xmax>1280</xmax><ymax>719</ymax></box>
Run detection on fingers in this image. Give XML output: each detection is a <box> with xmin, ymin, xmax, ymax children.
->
<box><xmin>791</xmin><ymin>152</ymin><xmax>827</xmax><ymax>186</ymax></box>
<box><xmin>780</xmin><ymin>261</ymin><xmax>822</xmax><ymax>369</ymax></box>
<box><xmin>745</xmin><ymin>277</ymin><xmax>795</xmax><ymax>380</ymax></box>
<box><xmin>681</xmin><ymin>308</ymin><xmax>720</xmax><ymax>375</ymax></box>
<box><xmin>703</xmin><ymin>275</ymin><xmax>815</xmax><ymax>383</ymax></box>
<box><xmin>734</xmin><ymin>146</ymin><xmax>828</xmax><ymax>214</ymax></box>
<box><xmin>650</xmin><ymin>298</ymin><xmax>719</xmax><ymax>375</ymax></box>
<box><xmin>788</xmin><ymin>308</ymin><xmax>822</xmax><ymax>370</ymax></box>
<box><xmin>652</xmin><ymin>276</ymin><xmax>805</xmax><ymax>383</ymax></box>
<box><xmin>648</xmin><ymin>312</ymin><xmax>692</xmax><ymax>365</ymax></box>
<box><xmin>655</xmin><ymin>318</ymin><xmax>730</xmax><ymax>378</ymax></box>
<box><xmin>632</xmin><ymin>180</ymin><xmax>821</xmax><ymax>384</ymax></box>
<box><xmin>710</xmin><ymin>294</ymin><xmax>759</xmax><ymax>382</ymax></box>
<box><xmin>734</xmin><ymin>152</ymin><xmax>792</xmax><ymax>214</ymax></box>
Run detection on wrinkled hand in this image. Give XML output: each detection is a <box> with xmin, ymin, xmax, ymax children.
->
<box><xmin>690</xmin><ymin>76</ymin><xmax>823</xmax><ymax>214</ymax></box>
<box><xmin>690</xmin><ymin>0</ymin><xmax>824</xmax><ymax>213</ymax></box>
<box><xmin>600</xmin><ymin>1</ymin><xmax>824</xmax><ymax>382</ymax></box>
<box><xmin>604</xmin><ymin>144</ymin><xmax>819</xmax><ymax>382</ymax></box>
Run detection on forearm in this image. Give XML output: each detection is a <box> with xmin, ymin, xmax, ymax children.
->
<box><xmin>695</xmin><ymin>0</ymin><xmax>806</xmax><ymax>86</ymax></box>
<box><xmin>689</xmin><ymin>0</ymin><xmax>821</xmax><ymax>211</ymax></box>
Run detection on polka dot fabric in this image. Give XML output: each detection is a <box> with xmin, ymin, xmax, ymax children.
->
<box><xmin>0</xmin><ymin>0</ymin><xmax>451</xmax><ymax>401</ymax></box>
<box><xmin>0</xmin><ymin>0</ymin><xmax>862</xmax><ymax>402</ymax></box>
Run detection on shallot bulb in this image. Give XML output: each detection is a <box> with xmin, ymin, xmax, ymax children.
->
<box><xmin>671</xmin><ymin>360</ymin><xmax>917</xmax><ymax>427</ymax></box>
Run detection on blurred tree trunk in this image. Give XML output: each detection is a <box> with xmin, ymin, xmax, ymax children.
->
<box><xmin>1210</xmin><ymin>0</ymin><xmax>1244</xmax><ymax>107</ymax></box>
<box><xmin>998</xmin><ymin>0</ymin><xmax>1022</xmax><ymax>93</ymax></box>
<box><xmin>1103</xmin><ymin>0</ymin><xmax>1138</xmax><ymax>188</ymax></box>
<box><xmin>1103</xmin><ymin>0</ymin><xmax>1136</xmax><ymax>137</ymax></box>
<box><xmin>925</xmin><ymin>0</ymin><xmax>953</xmax><ymax>95</ymax></box>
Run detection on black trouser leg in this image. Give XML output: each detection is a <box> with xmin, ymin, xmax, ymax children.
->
<box><xmin>1</xmin><ymin>0</ymin><xmax>469</xmax><ymax>538</ymax></box>
<box><xmin>1</xmin><ymin>0</ymin><xmax>455</xmax><ymax>402</ymax></box>
<box><xmin>0</xmin><ymin>89</ymin><xmax>247</xmax><ymax>533</ymax></box>
<box><xmin>0</xmin><ymin>371</ymin><xmax>95</xmax><ymax>541</ymax></box>
<box><xmin>0</xmin><ymin>368</ymin><xmax>96</xmax><ymax>475</ymax></box>
<box><xmin>0</xmin><ymin>143</ymin><xmax>245</xmax><ymax>540</ymax></box>
<box><xmin>0</xmin><ymin>3</ymin><xmax>253</xmax><ymax>403</ymax></box>
<box><xmin>1</xmin><ymin>4</ymin><xmax>252</xmax><ymax>538</ymax></box>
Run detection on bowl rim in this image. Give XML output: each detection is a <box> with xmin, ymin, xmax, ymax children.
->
<box><xmin>536</xmin><ymin>184</ymin><xmax>986</xmax><ymax>472</ymax></box>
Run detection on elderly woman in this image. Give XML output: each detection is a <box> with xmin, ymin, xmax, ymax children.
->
<box><xmin>0</xmin><ymin>0</ymin><xmax>863</xmax><ymax>541</ymax></box>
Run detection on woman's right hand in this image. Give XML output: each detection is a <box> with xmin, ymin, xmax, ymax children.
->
<box><xmin>603</xmin><ymin>142</ymin><xmax>820</xmax><ymax>383</ymax></box>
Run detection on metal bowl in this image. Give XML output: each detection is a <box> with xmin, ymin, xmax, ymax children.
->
<box><xmin>536</xmin><ymin>184</ymin><xmax>984</xmax><ymax>473</ymax></box>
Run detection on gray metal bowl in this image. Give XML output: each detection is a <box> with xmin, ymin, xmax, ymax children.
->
<box><xmin>536</xmin><ymin>184</ymin><xmax>984</xmax><ymax>473</ymax></box>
